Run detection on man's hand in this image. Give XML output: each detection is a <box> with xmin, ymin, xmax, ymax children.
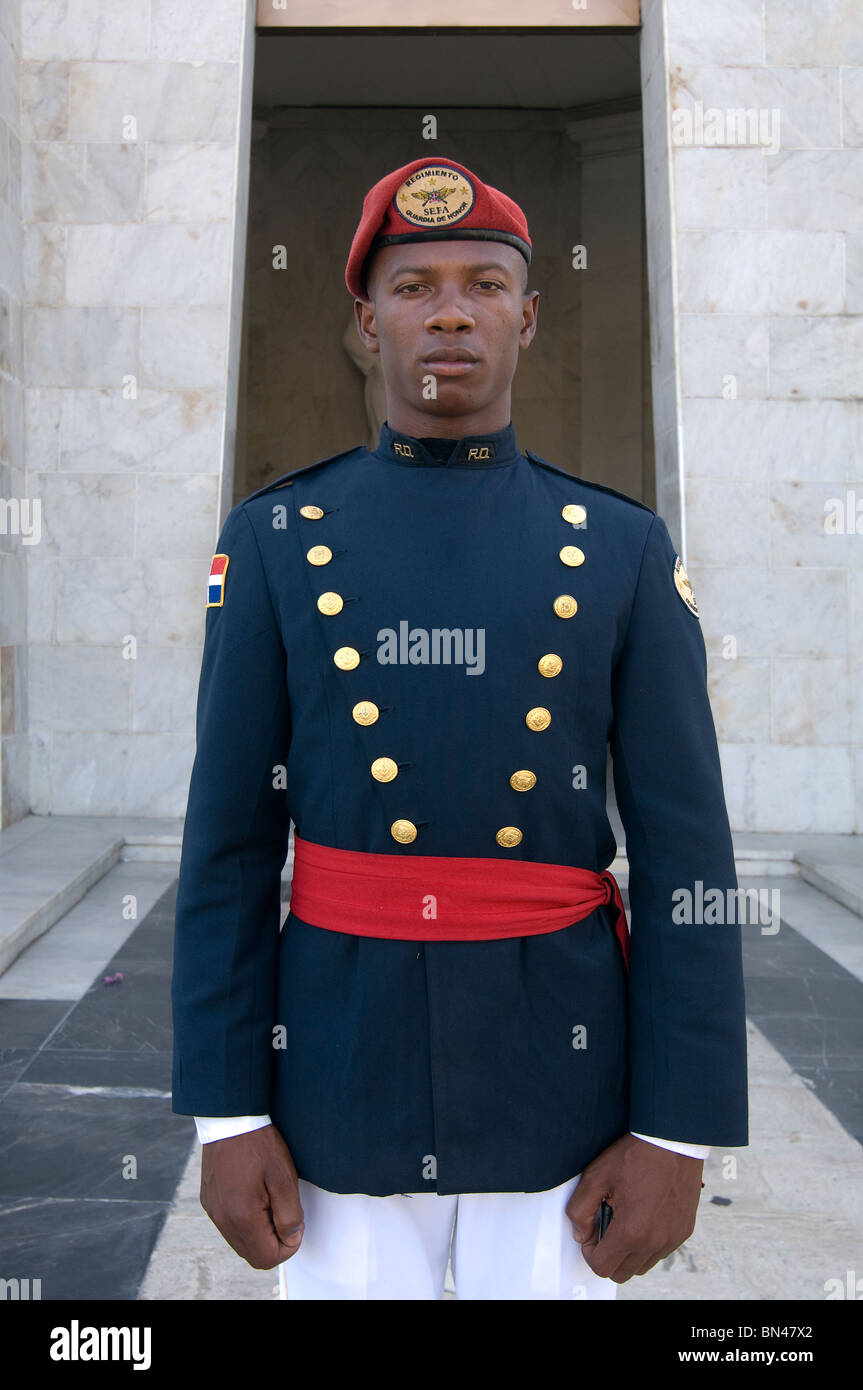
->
<box><xmin>566</xmin><ymin>1133</ymin><xmax>703</xmax><ymax>1284</ymax></box>
<box><xmin>200</xmin><ymin>1124</ymin><xmax>305</xmax><ymax>1270</ymax></box>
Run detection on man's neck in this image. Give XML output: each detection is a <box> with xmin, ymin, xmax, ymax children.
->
<box><xmin>386</xmin><ymin>402</ymin><xmax>511</xmax><ymax>440</ymax></box>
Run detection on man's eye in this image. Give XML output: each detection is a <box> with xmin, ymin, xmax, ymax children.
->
<box><xmin>476</xmin><ymin>281</ymin><xmax>503</xmax><ymax>290</ymax></box>
<box><xmin>396</xmin><ymin>283</ymin><xmax>425</xmax><ymax>293</ymax></box>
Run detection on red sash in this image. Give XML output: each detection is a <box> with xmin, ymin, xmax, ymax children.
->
<box><xmin>289</xmin><ymin>834</ymin><xmax>629</xmax><ymax>969</ymax></box>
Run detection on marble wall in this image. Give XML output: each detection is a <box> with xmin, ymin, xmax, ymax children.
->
<box><xmin>4</xmin><ymin>0</ymin><xmax>861</xmax><ymax>834</ymax></box>
<box><xmin>642</xmin><ymin>0</ymin><xmax>862</xmax><ymax>833</ymax></box>
<box><xmin>13</xmin><ymin>0</ymin><xmax>256</xmax><ymax>817</ymax></box>
<box><xmin>0</xmin><ymin>0</ymin><xmax>28</xmax><ymax>827</ymax></box>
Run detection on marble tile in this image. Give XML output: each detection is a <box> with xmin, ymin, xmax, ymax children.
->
<box><xmin>30</xmin><ymin>470</ymin><xmax>136</xmax><ymax>557</ymax></box>
<box><xmin>847</xmin><ymin>233</ymin><xmax>863</xmax><ymax>313</ymax></box>
<box><xmin>55</xmin><ymin>557</ymin><xmax>206</xmax><ymax>644</ymax></box>
<box><xmin>706</xmin><ymin>656</ymin><xmax>771</xmax><ymax>743</ymax></box>
<box><xmin>69</xmin><ymin>61</ymin><xmax>240</xmax><ymax>144</ymax></box>
<box><xmin>134</xmin><ymin>473</ymin><xmax>219</xmax><ymax>561</ymax></box>
<box><xmin>23</xmin><ymin>552</ymin><xmax>55</xmax><ymax>642</ymax></box>
<box><xmin>150</xmin><ymin>0</ymin><xmax>245</xmax><ymax>64</ymax></box>
<box><xmin>694</xmin><ymin>565</ymin><xmax>847</xmax><ymax>658</ymax></box>
<box><xmin>28</xmin><ymin>643</ymin><xmax>130</xmax><ymax>732</ymax></box>
<box><xmin>0</xmin><ymin>28</ymin><xmax>17</xmax><ymax>132</ymax></box>
<box><xmin>20</xmin><ymin>61</ymin><xmax>69</xmax><ymax>142</ymax></box>
<box><xmin>677</xmin><ymin>231</ymin><xmax>844</xmax><ymax>315</ymax></box>
<box><xmin>23</xmin><ymin>222</ymin><xmax>65</xmax><ymax>305</ymax></box>
<box><xmin>0</xmin><ymin>1195</ymin><xmax>170</xmax><ymax>1300</ymax></box>
<box><xmin>131</xmin><ymin>645</ymin><xmax>202</xmax><ymax>735</ymax></box>
<box><xmin>0</xmin><ymin>1084</ymin><xmax>193</xmax><ymax>1201</ymax></box>
<box><xmin>59</xmin><ymin>387</ymin><xmax>223</xmax><ymax>473</ymax></box>
<box><xmin>23</xmin><ymin>305</ymin><xmax>139</xmax><ymax>387</ymax></box>
<box><xmin>23</xmin><ymin>140</ymin><xmax>144</xmax><ymax>222</ymax></box>
<box><xmin>666</xmin><ymin>0</ymin><xmax>765</xmax><ymax>67</ymax></box>
<box><xmin>0</xmin><ymin>376</ymin><xmax>24</xmax><ymax>478</ymax></box>
<box><xmin>679</xmin><ymin>312</ymin><xmax>769</xmax><ymax>398</ymax></box>
<box><xmin>719</xmin><ymin>743</ymin><xmax>855</xmax><ymax>833</ymax></box>
<box><xmin>0</xmin><ymin>998</ymin><xmax>71</xmax><ymax>1050</ymax></box>
<box><xmin>67</xmin><ymin>223</ymin><xmax>232</xmax><ymax>308</ymax></box>
<box><xmin>21</xmin><ymin>0</ymin><xmax>149</xmax><ymax>61</ymax></box>
<box><xmin>771</xmin><ymin>656</ymin><xmax>852</xmax><ymax>744</ymax></box>
<box><xmin>673</xmin><ymin>148</ymin><xmax>767</xmax><ymax>229</ymax></box>
<box><xmin>842</xmin><ymin>67</ymin><xmax>863</xmax><ymax>146</ymax></box>
<box><xmin>22</xmin><ymin>1048</ymin><xmax>172</xmax><ymax>1091</ymax></box>
<box><xmin>42</xmin><ymin>954</ymin><xmax>174</xmax><ymax>1056</ymax></box>
<box><xmin>672</xmin><ymin>64</ymin><xmax>841</xmax><ymax>151</ymax></box>
<box><xmin>23</xmin><ymin>386</ymin><xmax>61</xmax><ymax>470</ymax></box>
<box><xmin>45</xmin><ymin>732</ymin><xmax>194</xmax><ymax>816</ymax></box>
<box><xmin>769</xmin><ymin>481</ymin><xmax>863</xmax><ymax>567</ymax></box>
<box><xmin>767</xmin><ymin>149</ymin><xmax>863</xmax><ymax>232</ymax></box>
<box><xmin>682</xmin><ymin>398</ymin><xmax>856</xmax><ymax>481</ymax></box>
<box><xmin>145</xmin><ymin>141</ymin><xmax>236</xmax><ymax>223</ymax></box>
<box><xmin>684</xmin><ymin>477</ymin><xmax>769</xmax><ymax>566</ymax></box>
<box><xmin>0</xmin><ymin>214</ymin><xmax>22</xmax><ymax>303</ymax></box>
<box><xmin>769</xmin><ymin>315</ymin><xmax>863</xmax><ymax>399</ymax></box>
<box><xmin>139</xmin><ymin>307</ymin><xmax>227</xmax><ymax>390</ymax></box>
<box><xmin>0</xmin><ymin>552</ymin><xmax>26</xmax><ymax>645</ymax></box>
<box><xmin>765</xmin><ymin>0</ymin><xmax>863</xmax><ymax>66</ymax></box>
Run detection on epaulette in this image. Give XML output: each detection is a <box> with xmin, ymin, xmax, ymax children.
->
<box><xmin>239</xmin><ymin>445</ymin><xmax>366</xmax><ymax>505</ymax></box>
<box><xmin>524</xmin><ymin>449</ymin><xmax>656</xmax><ymax>516</ymax></box>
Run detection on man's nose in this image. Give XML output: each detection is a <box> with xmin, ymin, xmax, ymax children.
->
<box><xmin>424</xmin><ymin>291</ymin><xmax>475</xmax><ymax>331</ymax></box>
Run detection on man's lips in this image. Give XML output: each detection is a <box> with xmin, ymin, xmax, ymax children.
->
<box><xmin>420</xmin><ymin>349</ymin><xmax>480</xmax><ymax>376</ymax></box>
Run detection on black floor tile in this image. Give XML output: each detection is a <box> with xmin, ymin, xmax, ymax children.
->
<box><xmin>0</xmin><ymin>1197</ymin><xmax>169</xmax><ymax>1300</ymax></box>
<box><xmin>20</xmin><ymin>1049</ymin><xmax>173</xmax><ymax>1091</ymax></box>
<box><xmin>0</xmin><ymin>1085</ymin><xmax>194</xmax><ymax>1202</ymax></box>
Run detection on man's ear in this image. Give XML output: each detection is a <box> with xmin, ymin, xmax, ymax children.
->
<box><xmin>519</xmin><ymin>289</ymin><xmax>540</xmax><ymax>350</ymax></box>
<box><xmin>354</xmin><ymin>296</ymin><xmax>380</xmax><ymax>354</ymax></box>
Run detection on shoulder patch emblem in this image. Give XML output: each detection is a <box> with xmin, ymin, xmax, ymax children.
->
<box><xmin>207</xmin><ymin>553</ymin><xmax>229</xmax><ymax>608</ymax></box>
<box><xmin>673</xmin><ymin>555</ymin><xmax>699</xmax><ymax>618</ymax></box>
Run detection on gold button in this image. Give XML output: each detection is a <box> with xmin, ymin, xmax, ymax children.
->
<box><xmin>553</xmin><ymin>594</ymin><xmax>578</xmax><ymax>618</ymax></box>
<box><xmin>525</xmin><ymin>707</ymin><xmax>551</xmax><ymax>731</ymax></box>
<box><xmin>538</xmin><ymin>653</ymin><xmax>562</xmax><ymax>678</ymax></box>
<box><xmin>496</xmin><ymin>826</ymin><xmax>523</xmax><ymax>848</ymax></box>
<box><xmin>352</xmin><ymin>700</ymin><xmax>379</xmax><ymax>726</ymax></box>
<box><xmin>391</xmin><ymin>819</ymin><xmax>417</xmax><ymax>844</ymax></box>
<box><xmin>317</xmin><ymin>591</ymin><xmax>343</xmax><ymax>616</ymax></box>
<box><xmin>371</xmin><ymin>756</ymin><xmax>398</xmax><ymax>783</ymax></box>
<box><xmin>560</xmin><ymin>545</ymin><xmax>585</xmax><ymax>567</ymax></box>
<box><xmin>510</xmin><ymin>769</ymin><xmax>536</xmax><ymax>792</ymax></box>
<box><xmin>562</xmin><ymin>503</ymin><xmax>586</xmax><ymax>525</ymax></box>
<box><xmin>307</xmin><ymin>544</ymin><xmax>333</xmax><ymax>566</ymax></box>
<box><xmin>300</xmin><ymin>505</ymin><xmax>324</xmax><ymax>520</ymax></box>
<box><xmin>333</xmin><ymin>646</ymin><xmax>360</xmax><ymax>670</ymax></box>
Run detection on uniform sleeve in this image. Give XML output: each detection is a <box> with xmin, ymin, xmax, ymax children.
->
<box><xmin>171</xmin><ymin>503</ymin><xmax>292</xmax><ymax>1116</ymax></box>
<box><xmin>609</xmin><ymin>513</ymin><xmax>748</xmax><ymax>1147</ymax></box>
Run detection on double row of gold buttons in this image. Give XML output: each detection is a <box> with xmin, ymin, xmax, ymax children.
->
<box><xmin>301</xmin><ymin>500</ymin><xmax>586</xmax><ymax>847</ymax></box>
<box><xmin>496</xmin><ymin>502</ymin><xmax>587</xmax><ymax>849</ymax></box>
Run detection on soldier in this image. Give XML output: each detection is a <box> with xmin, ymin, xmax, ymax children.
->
<box><xmin>171</xmin><ymin>156</ymin><xmax>748</xmax><ymax>1300</ymax></box>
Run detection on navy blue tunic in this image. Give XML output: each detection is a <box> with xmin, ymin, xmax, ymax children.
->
<box><xmin>171</xmin><ymin>421</ymin><xmax>748</xmax><ymax>1195</ymax></box>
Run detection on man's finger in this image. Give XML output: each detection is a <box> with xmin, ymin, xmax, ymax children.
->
<box><xmin>565</xmin><ymin>1175</ymin><xmax>609</xmax><ymax>1243</ymax></box>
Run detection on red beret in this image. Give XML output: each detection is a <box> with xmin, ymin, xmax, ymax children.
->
<box><xmin>345</xmin><ymin>156</ymin><xmax>532</xmax><ymax>300</ymax></box>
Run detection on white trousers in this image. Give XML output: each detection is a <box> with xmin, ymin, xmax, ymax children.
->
<box><xmin>279</xmin><ymin>1172</ymin><xmax>617</xmax><ymax>1301</ymax></box>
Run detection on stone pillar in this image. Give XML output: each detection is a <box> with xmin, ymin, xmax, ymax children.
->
<box><xmin>0</xmin><ymin>1</ymin><xmax>28</xmax><ymax>828</ymax></box>
<box><xmin>640</xmin><ymin>0</ymin><xmax>862</xmax><ymax>833</ymax></box>
<box><xmin>19</xmin><ymin>0</ymin><xmax>256</xmax><ymax>816</ymax></box>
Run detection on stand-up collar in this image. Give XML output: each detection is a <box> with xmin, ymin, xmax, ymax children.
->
<box><xmin>373</xmin><ymin>420</ymin><xmax>521</xmax><ymax>469</ymax></box>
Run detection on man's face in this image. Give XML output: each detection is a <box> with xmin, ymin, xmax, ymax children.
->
<box><xmin>354</xmin><ymin>240</ymin><xmax>539</xmax><ymax>430</ymax></box>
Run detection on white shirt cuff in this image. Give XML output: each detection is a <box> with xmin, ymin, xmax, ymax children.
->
<box><xmin>630</xmin><ymin>1131</ymin><xmax>711</xmax><ymax>1160</ymax></box>
<box><xmin>194</xmin><ymin>1114</ymin><xmax>273</xmax><ymax>1144</ymax></box>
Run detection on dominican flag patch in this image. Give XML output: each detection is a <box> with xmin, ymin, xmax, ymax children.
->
<box><xmin>207</xmin><ymin>553</ymin><xmax>229</xmax><ymax>608</ymax></box>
